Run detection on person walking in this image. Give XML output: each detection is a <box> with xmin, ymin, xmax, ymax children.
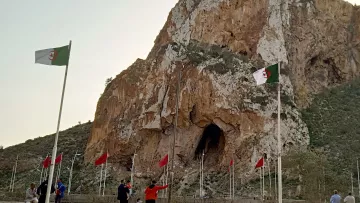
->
<box><xmin>144</xmin><ymin>180</ymin><xmax>168</xmax><ymax>203</ymax></box>
<box><xmin>330</xmin><ymin>190</ymin><xmax>341</xmax><ymax>203</ymax></box>
<box><xmin>37</xmin><ymin>178</ymin><xmax>55</xmax><ymax>203</ymax></box>
<box><xmin>344</xmin><ymin>192</ymin><xmax>355</xmax><ymax>203</ymax></box>
<box><xmin>55</xmin><ymin>179</ymin><xmax>66</xmax><ymax>203</ymax></box>
<box><xmin>117</xmin><ymin>180</ymin><xmax>130</xmax><ymax>203</ymax></box>
<box><xmin>25</xmin><ymin>183</ymin><xmax>38</xmax><ymax>203</ymax></box>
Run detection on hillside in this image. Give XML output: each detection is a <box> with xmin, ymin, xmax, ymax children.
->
<box><xmin>0</xmin><ymin>122</ymin><xmax>92</xmax><ymax>194</ymax></box>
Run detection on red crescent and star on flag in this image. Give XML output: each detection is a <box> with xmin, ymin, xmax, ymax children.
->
<box><xmin>262</xmin><ymin>69</ymin><xmax>271</xmax><ymax>79</ymax></box>
<box><xmin>49</xmin><ymin>50</ymin><xmax>58</xmax><ymax>61</ymax></box>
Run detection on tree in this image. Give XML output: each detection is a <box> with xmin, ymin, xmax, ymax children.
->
<box><xmin>105</xmin><ymin>77</ymin><xmax>113</xmax><ymax>87</ymax></box>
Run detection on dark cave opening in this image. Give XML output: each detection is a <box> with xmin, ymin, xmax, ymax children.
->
<box><xmin>194</xmin><ymin>124</ymin><xmax>225</xmax><ymax>164</ymax></box>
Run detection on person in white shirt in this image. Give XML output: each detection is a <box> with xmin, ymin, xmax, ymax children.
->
<box><xmin>344</xmin><ymin>192</ymin><xmax>355</xmax><ymax>203</ymax></box>
<box><xmin>25</xmin><ymin>183</ymin><xmax>38</xmax><ymax>203</ymax></box>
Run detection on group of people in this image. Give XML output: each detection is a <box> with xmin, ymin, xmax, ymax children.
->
<box><xmin>330</xmin><ymin>190</ymin><xmax>356</xmax><ymax>203</ymax></box>
<box><xmin>117</xmin><ymin>180</ymin><xmax>168</xmax><ymax>203</ymax></box>
<box><xmin>25</xmin><ymin>178</ymin><xmax>167</xmax><ymax>203</ymax></box>
<box><xmin>25</xmin><ymin>178</ymin><xmax>66</xmax><ymax>203</ymax></box>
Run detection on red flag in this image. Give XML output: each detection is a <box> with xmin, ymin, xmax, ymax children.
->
<box><xmin>55</xmin><ymin>154</ymin><xmax>63</xmax><ymax>164</ymax></box>
<box><xmin>158</xmin><ymin>154</ymin><xmax>169</xmax><ymax>168</ymax></box>
<box><xmin>228</xmin><ymin>159</ymin><xmax>234</xmax><ymax>172</ymax></box>
<box><xmin>42</xmin><ymin>156</ymin><xmax>51</xmax><ymax>168</ymax></box>
<box><xmin>95</xmin><ymin>152</ymin><xmax>108</xmax><ymax>166</ymax></box>
<box><xmin>255</xmin><ymin>157</ymin><xmax>264</xmax><ymax>168</ymax></box>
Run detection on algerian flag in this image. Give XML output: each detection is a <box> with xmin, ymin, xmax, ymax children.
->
<box><xmin>35</xmin><ymin>45</ymin><xmax>70</xmax><ymax>66</ymax></box>
<box><xmin>252</xmin><ymin>64</ymin><xmax>279</xmax><ymax>85</ymax></box>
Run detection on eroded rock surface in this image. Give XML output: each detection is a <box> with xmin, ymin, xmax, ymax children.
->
<box><xmin>85</xmin><ymin>0</ymin><xmax>360</xmax><ymax>196</ymax></box>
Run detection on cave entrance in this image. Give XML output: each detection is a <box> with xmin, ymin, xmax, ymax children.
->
<box><xmin>195</xmin><ymin>124</ymin><xmax>225</xmax><ymax>165</ymax></box>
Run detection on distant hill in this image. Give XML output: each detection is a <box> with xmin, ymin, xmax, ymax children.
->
<box><xmin>0</xmin><ymin>122</ymin><xmax>92</xmax><ymax>193</ymax></box>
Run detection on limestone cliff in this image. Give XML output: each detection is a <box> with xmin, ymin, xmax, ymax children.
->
<box><xmin>85</xmin><ymin>0</ymin><xmax>360</xmax><ymax>196</ymax></box>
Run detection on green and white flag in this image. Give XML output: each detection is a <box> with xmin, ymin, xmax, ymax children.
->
<box><xmin>35</xmin><ymin>45</ymin><xmax>70</xmax><ymax>66</ymax></box>
<box><xmin>252</xmin><ymin>64</ymin><xmax>279</xmax><ymax>85</ymax></box>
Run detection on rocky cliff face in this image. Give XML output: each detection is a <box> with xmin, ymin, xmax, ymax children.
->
<box><xmin>85</xmin><ymin>0</ymin><xmax>360</xmax><ymax>196</ymax></box>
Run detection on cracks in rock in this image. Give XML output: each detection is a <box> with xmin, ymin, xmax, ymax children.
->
<box><xmin>159</xmin><ymin>84</ymin><xmax>170</xmax><ymax>119</ymax></box>
<box><xmin>189</xmin><ymin>104</ymin><xmax>196</xmax><ymax>124</ymax></box>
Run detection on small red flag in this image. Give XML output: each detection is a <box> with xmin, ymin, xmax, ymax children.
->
<box><xmin>255</xmin><ymin>157</ymin><xmax>264</xmax><ymax>168</ymax></box>
<box><xmin>42</xmin><ymin>156</ymin><xmax>51</xmax><ymax>168</ymax></box>
<box><xmin>95</xmin><ymin>152</ymin><xmax>108</xmax><ymax>166</ymax></box>
<box><xmin>159</xmin><ymin>154</ymin><xmax>169</xmax><ymax>168</ymax></box>
<box><xmin>55</xmin><ymin>154</ymin><xmax>63</xmax><ymax>164</ymax></box>
<box><xmin>228</xmin><ymin>159</ymin><xmax>234</xmax><ymax>172</ymax></box>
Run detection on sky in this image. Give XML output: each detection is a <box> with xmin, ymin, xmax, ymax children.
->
<box><xmin>0</xmin><ymin>0</ymin><xmax>178</xmax><ymax>148</ymax></box>
<box><xmin>0</xmin><ymin>0</ymin><xmax>359</xmax><ymax>148</ymax></box>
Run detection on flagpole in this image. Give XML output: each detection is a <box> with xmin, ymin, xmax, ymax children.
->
<box><xmin>260</xmin><ymin>168</ymin><xmax>262</xmax><ymax>199</ymax></box>
<box><xmin>130</xmin><ymin>153</ymin><xmax>136</xmax><ymax>196</ymax></box>
<box><xmin>268</xmin><ymin>160</ymin><xmax>271</xmax><ymax>197</ymax></box>
<box><xmin>68</xmin><ymin>153</ymin><xmax>75</xmax><ymax>195</ymax></box>
<box><xmin>99</xmin><ymin>163</ymin><xmax>103</xmax><ymax>196</ymax></box>
<box><xmin>357</xmin><ymin>159</ymin><xmax>360</xmax><ymax>198</ymax></box>
<box><xmin>9</xmin><ymin>165</ymin><xmax>14</xmax><ymax>192</ymax></box>
<box><xmin>229</xmin><ymin>159</ymin><xmax>232</xmax><ymax>199</ymax></box>
<box><xmin>102</xmin><ymin>154</ymin><xmax>108</xmax><ymax>196</ymax></box>
<box><xmin>202</xmin><ymin>151</ymin><xmax>204</xmax><ymax>198</ymax></box>
<box><xmin>232</xmin><ymin>158</ymin><xmax>235</xmax><ymax>199</ymax></box>
<box><xmin>277</xmin><ymin>62</ymin><xmax>283</xmax><ymax>203</ymax></box>
<box><xmin>166</xmin><ymin>161</ymin><xmax>169</xmax><ymax>198</ymax></box>
<box><xmin>263</xmin><ymin>166</ymin><xmax>265</xmax><ymax>200</ymax></box>
<box><xmin>351</xmin><ymin>172</ymin><xmax>354</xmax><ymax>195</ymax></box>
<box><xmin>45</xmin><ymin>40</ymin><xmax>72</xmax><ymax>203</ymax></box>
<box><xmin>167</xmin><ymin>67</ymin><xmax>181</xmax><ymax>203</ymax></box>
<box><xmin>199</xmin><ymin>157</ymin><xmax>202</xmax><ymax>198</ymax></box>
<box><xmin>275</xmin><ymin>161</ymin><xmax>277</xmax><ymax>200</ymax></box>
<box><xmin>11</xmin><ymin>155</ymin><xmax>18</xmax><ymax>192</ymax></box>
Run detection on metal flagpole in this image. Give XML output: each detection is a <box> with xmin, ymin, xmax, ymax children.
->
<box><xmin>268</xmin><ymin>160</ymin><xmax>271</xmax><ymax>197</ymax></box>
<box><xmin>357</xmin><ymin>159</ymin><xmax>360</xmax><ymax>198</ymax></box>
<box><xmin>229</xmin><ymin>158</ymin><xmax>232</xmax><ymax>199</ymax></box>
<box><xmin>9</xmin><ymin>165</ymin><xmax>14</xmax><ymax>192</ymax></box>
<box><xmin>202</xmin><ymin>151</ymin><xmax>204</xmax><ymax>198</ymax></box>
<box><xmin>130</xmin><ymin>153</ymin><xmax>136</xmax><ymax>196</ymax></box>
<box><xmin>262</xmin><ymin>166</ymin><xmax>265</xmax><ymax>200</ymax></box>
<box><xmin>102</xmin><ymin>154</ymin><xmax>108</xmax><ymax>196</ymax></box>
<box><xmin>232</xmin><ymin>158</ymin><xmax>235</xmax><ymax>199</ymax></box>
<box><xmin>167</xmin><ymin>67</ymin><xmax>181</xmax><ymax>203</ymax></box>
<box><xmin>230</xmin><ymin>164</ymin><xmax>232</xmax><ymax>199</ymax></box>
<box><xmin>68</xmin><ymin>155</ymin><xmax>75</xmax><ymax>195</ymax></box>
<box><xmin>45</xmin><ymin>40</ymin><xmax>72</xmax><ymax>203</ymax></box>
<box><xmin>68</xmin><ymin>151</ymin><xmax>80</xmax><ymax>195</ymax></box>
<box><xmin>199</xmin><ymin>157</ymin><xmax>202</xmax><ymax>198</ymax></box>
<box><xmin>277</xmin><ymin>62</ymin><xmax>283</xmax><ymax>203</ymax></box>
<box><xmin>352</xmin><ymin>173</ymin><xmax>354</xmax><ymax>195</ymax></box>
<box><xmin>161</xmin><ymin>167</ymin><xmax>167</xmax><ymax>198</ymax></box>
<box><xmin>260</xmin><ymin>168</ymin><xmax>262</xmax><ymax>199</ymax></box>
<box><xmin>275</xmin><ymin>162</ymin><xmax>277</xmax><ymax>199</ymax></box>
<box><xmin>11</xmin><ymin>155</ymin><xmax>18</xmax><ymax>192</ymax></box>
<box><xmin>99</xmin><ymin>163</ymin><xmax>103</xmax><ymax>196</ymax></box>
<box><xmin>165</xmin><ymin>162</ymin><xmax>168</xmax><ymax>198</ymax></box>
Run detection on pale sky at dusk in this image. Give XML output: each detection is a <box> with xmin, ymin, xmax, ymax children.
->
<box><xmin>0</xmin><ymin>0</ymin><xmax>359</xmax><ymax>148</ymax></box>
<box><xmin>0</xmin><ymin>0</ymin><xmax>177</xmax><ymax>147</ymax></box>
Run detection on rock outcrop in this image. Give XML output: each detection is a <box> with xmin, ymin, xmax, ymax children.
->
<box><xmin>85</xmin><ymin>0</ymin><xmax>360</xmax><ymax>196</ymax></box>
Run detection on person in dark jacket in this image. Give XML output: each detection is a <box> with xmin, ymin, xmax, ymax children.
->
<box><xmin>37</xmin><ymin>178</ymin><xmax>55</xmax><ymax>203</ymax></box>
<box><xmin>117</xmin><ymin>180</ymin><xmax>130</xmax><ymax>203</ymax></box>
<box><xmin>144</xmin><ymin>180</ymin><xmax>168</xmax><ymax>203</ymax></box>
